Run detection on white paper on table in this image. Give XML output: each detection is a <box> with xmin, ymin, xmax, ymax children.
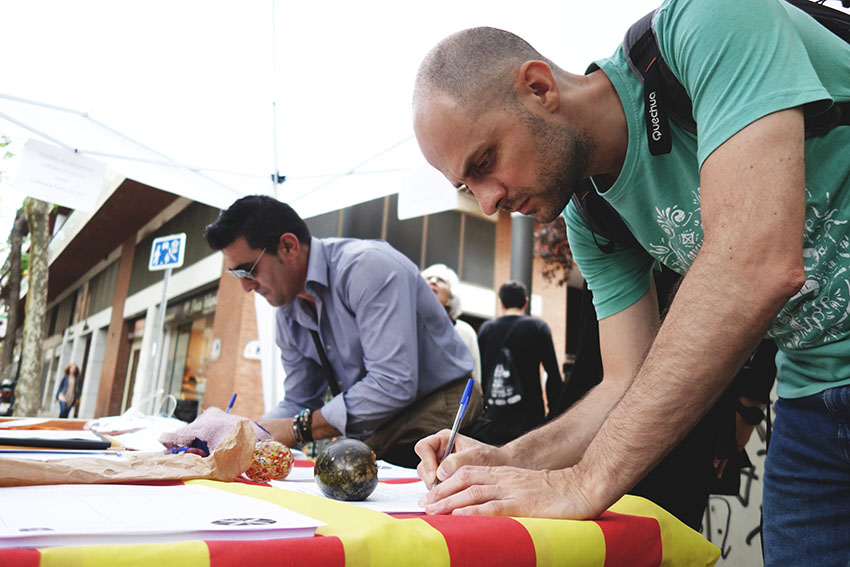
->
<box><xmin>283</xmin><ymin>459</ymin><xmax>421</xmax><ymax>483</ymax></box>
<box><xmin>0</xmin><ymin>418</ymin><xmax>51</xmax><ymax>428</ymax></box>
<box><xmin>0</xmin><ymin>483</ymin><xmax>324</xmax><ymax>548</ymax></box>
<box><xmin>285</xmin><ymin>461</ymin><xmax>318</xmax><ymax>481</ymax></box>
<box><xmin>86</xmin><ymin>410</ymin><xmax>186</xmax><ymax>451</ymax></box>
<box><xmin>109</xmin><ymin>429</ymin><xmax>168</xmax><ymax>453</ymax></box>
<box><xmin>0</xmin><ymin>449</ymin><xmax>131</xmax><ymax>460</ymax></box>
<box><xmin>270</xmin><ymin>479</ymin><xmax>428</xmax><ymax>514</ymax></box>
<box><xmin>375</xmin><ymin>460</ymin><xmax>422</xmax><ymax>481</ymax></box>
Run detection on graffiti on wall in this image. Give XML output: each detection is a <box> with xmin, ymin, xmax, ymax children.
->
<box><xmin>702</xmin><ymin>413</ymin><xmax>771</xmax><ymax>565</ymax></box>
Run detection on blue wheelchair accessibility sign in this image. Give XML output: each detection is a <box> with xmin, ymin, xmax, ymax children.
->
<box><xmin>149</xmin><ymin>233</ymin><xmax>187</xmax><ymax>271</ymax></box>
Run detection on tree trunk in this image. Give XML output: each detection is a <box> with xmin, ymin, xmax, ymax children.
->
<box><xmin>15</xmin><ymin>199</ymin><xmax>50</xmax><ymax>417</ymax></box>
<box><xmin>0</xmin><ymin>208</ymin><xmax>27</xmax><ymax>381</ymax></box>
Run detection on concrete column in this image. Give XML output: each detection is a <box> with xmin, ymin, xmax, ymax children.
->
<box><xmin>131</xmin><ymin>303</ymin><xmax>159</xmax><ymax>414</ymax></box>
<box><xmin>79</xmin><ymin>328</ymin><xmax>107</xmax><ymax>418</ymax></box>
<box><xmin>204</xmin><ymin>263</ymin><xmax>263</xmax><ymax>419</ymax></box>
<box><xmin>94</xmin><ymin>236</ymin><xmax>135</xmax><ymax>417</ymax></box>
<box><xmin>39</xmin><ymin>346</ymin><xmax>55</xmax><ymax>412</ymax></box>
<box><xmin>510</xmin><ymin>213</ymin><xmax>535</xmax><ymax>313</ymax></box>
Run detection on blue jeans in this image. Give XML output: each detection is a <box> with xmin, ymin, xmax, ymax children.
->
<box><xmin>59</xmin><ymin>400</ymin><xmax>71</xmax><ymax>418</ymax></box>
<box><xmin>763</xmin><ymin>384</ymin><xmax>850</xmax><ymax>566</ymax></box>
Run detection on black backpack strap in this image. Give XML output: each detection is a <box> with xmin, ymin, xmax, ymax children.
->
<box><xmin>622</xmin><ymin>10</ymin><xmax>695</xmax><ymax>156</ymax></box>
<box><xmin>623</xmin><ymin>2</ymin><xmax>850</xmax><ymax>156</ymax></box>
<box><xmin>500</xmin><ymin>317</ymin><xmax>523</xmax><ymax>347</ymax></box>
<box><xmin>786</xmin><ymin>0</ymin><xmax>850</xmax><ymax>42</ymax></box>
<box><xmin>570</xmin><ymin>178</ymin><xmax>643</xmax><ymax>254</ymax></box>
<box><xmin>784</xmin><ymin>0</ymin><xmax>850</xmax><ymax>136</ymax></box>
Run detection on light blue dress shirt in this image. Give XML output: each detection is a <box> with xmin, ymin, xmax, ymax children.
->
<box><xmin>263</xmin><ymin>237</ymin><xmax>474</xmax><ymax>438</ymax></box>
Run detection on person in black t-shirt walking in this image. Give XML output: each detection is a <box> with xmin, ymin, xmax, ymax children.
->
<box><xmin>463</xmin><ymin>281</ymin><xmax>563</xmax><ymax>445</ymax></box>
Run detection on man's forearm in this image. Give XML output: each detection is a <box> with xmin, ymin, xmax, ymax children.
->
<box><xmin>574</xmin><ymin>251</ymin><xmax>799</xmax><ymax>514</ymax></box>
<box><xmin>503</xmin><ymin>288</ymin><xmax>659</xmax><ymax>470</ymax></box>
<box><xmin>310</xmin><ymin>409</ymin><xmax>342</xmax><ymax>440</ymax></box>
<box><xmin>502</xmin><ymin>376</ymin><xmax>630</xmax><ymax>469</ymax></box>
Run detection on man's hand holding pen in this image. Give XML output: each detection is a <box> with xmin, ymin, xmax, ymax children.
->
<box><xmin>415</xmin><ymin>431</ymin><xmax>508</xmax><ymax>488</ymax></box>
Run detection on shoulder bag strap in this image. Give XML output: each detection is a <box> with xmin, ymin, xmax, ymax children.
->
<box><xmin>310</xmin><ymin>329</ymin><xmax>342</xmax><ymax>397</ymax></box>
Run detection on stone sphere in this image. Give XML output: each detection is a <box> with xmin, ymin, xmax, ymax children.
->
<box><xmin>314</xmin><ymin>438</ymin><xmax>378</xmax><ymax>501</ymax></box>
<box><xmin>244</xmin><ymin>440</ymin><xmax>294</xmax><ymax>482</ymax></box>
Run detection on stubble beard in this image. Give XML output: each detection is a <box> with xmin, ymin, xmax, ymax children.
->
<box><xmin>522</xmin><ymin>110</ymin><xmax>594</xmax><ymax>223</ymax></box>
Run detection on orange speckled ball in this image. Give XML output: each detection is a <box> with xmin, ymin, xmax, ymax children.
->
<box><xmin>244</xmin><ymin>440</ymin><xmax>294</xmax><ymax>481</ymax></box>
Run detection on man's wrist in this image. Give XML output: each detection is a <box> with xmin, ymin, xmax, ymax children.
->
<box><xmin>292</xmin><ymin>408</ymin><xmax>313</xmax><ymax>443</ymax></box>
<box><xmin>555</xmin><ymin>465</ymin><xmax>605</xmax><ymax>519</ymax></box>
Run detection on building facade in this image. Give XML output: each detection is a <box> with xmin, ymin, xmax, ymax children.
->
<box><xmin>7</xmin><ymin>177</ymin><xmax>572</xmax><ymax>422</ymax></box>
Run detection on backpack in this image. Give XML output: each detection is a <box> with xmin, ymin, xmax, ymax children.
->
<box><xmin>483</xmin><ymin>321</ymin><xmax>524</xmax><ymax>411</ymax></box>
<box><xmin>624</xmin><ymin>0</ymin><xmax>850</xmax><ymax>156</ymax></box>
<box><xmin>485</xmin><ymin>346</ymin><xmax>523</xmax><ymax>408</ymax></box>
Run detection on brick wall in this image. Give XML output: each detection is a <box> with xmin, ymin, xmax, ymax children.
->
<box><xmin>203</xmin><ymin>265</ymin><xmax>264</xmax><ymax>419</ymax></box>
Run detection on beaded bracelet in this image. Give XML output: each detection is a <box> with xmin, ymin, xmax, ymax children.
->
<box><xmin>292</xmin><ymin>418</ymin><xmax>303</xmax><ymax>444</ymax></box>
<box><xmin>296</xmin><ymin>408</ymin><xmax>313</xmax><ymax>443</ymax></box>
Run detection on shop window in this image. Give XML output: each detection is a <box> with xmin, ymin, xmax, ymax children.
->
<box><xmin>88</xmin><ymin>260</ymin><xmax>120</xmax><ymax>315</ymax></box>
<box><xmin>47</xmin><ymin>306</ymin><xmax>59</xmax><ymax>337</ymax></box>
<box><xmin>425</xmin><ymin>211</ymin><xmax>461</xmax><ymax>272</ymax></box>
<box><xmin>160</xmin><ymin>304</ymin><xmax>215</xmax><ymax>422</ymax></box>
<box><xmin>385</xmin><ymin>194</ymin><xmax>424</xmax><ymax>266</ymax></box>
<box><xmin>40</xmin><ymin>354</ymin><xmax>60</xmax><ymax>411</ymax></box>
<box><xmin>340</xmin><ymin>197</ymin><xmax>383</xmax><ymax>240</ymax></box>
<box><xmin>164</xmin><ymin>323</ymin><xmax>192</xmax><ymax>401</ymax></box>
<box><xmin>306</xmin><ymin>210</ymin><xmax>340</xmax><ymax>238</ymax></box>
<box><xmin>122</xmin><ymin>338</ymin><xmax>143</xmax><ymax>415</ymax></box>
<box><xmin>461</xmin><ymin>215</ymin><xmax>496</xmax><ymax>287</ymax></box>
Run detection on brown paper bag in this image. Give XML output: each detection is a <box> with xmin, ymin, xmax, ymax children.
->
<box><xmin>0</xmin><ymin>419</ymin><xmax>255</xmax><ymax>487</ymax></box>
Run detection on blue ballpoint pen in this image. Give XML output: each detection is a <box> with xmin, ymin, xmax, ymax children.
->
<box><xmin>434</xmin><ymin>378</ymin><xmax>475</xmax><ymax>486</ymax></box>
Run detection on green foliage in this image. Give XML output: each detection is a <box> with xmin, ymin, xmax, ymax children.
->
<box><xmin>19</xmin><ymin>249</ymin><xmax>30</xmax><ymax>276</ymax></box>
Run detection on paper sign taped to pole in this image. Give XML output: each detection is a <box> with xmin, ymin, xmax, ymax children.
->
<box><xmin>12</xmin><ymin>139</ymin><xmax>106</xmax><ymax>212</ymax></box>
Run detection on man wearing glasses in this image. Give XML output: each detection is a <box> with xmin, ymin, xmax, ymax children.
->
<box><xmin>204</xmin><ymin>195</ymin><xmax>481</xmax><ymax>467</ymax></box>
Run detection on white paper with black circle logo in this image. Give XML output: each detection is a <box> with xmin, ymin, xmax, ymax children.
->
<box><xmin>0</xmin><ymin>483</ymin><xmax>324</xmax><ymax>548</ymax></box>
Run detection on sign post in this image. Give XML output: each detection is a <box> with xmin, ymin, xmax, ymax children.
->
<box><xmin>146</xmin><ymin>233</ymin><xmax>187</xmax><ymax>414</ymax></box>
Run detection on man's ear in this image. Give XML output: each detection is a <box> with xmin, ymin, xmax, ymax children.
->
<box><xmin>278</xmin><ymin>233</ymin><xmax>299</xmax><ymax>258</ymax></box>
<box><xmin>516</xmin><ymin>60</ymin><xmax>560</xmax><ymax>112</ymax></box>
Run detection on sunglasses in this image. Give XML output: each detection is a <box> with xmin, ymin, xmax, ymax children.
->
<box><xmin>227</xmin><ymin>248</ymin><xmax>266</xmax><ymax>281</ymax></box>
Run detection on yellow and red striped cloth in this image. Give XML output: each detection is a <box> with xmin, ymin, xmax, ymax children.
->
<box><xmin>3</xmin><ymin>479</ymin><xmax>719</xmax><ymax>567</ymax></box>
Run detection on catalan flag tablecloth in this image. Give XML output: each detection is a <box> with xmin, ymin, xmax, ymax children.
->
<box><xmin>2</xmin><ymin>479</ymin><xmax>719</xmax><ymax>567</ymax></box>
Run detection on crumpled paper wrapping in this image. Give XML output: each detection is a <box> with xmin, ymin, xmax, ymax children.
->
<box><xmin>0</xmin><ymin>419</ymin><xmax>255</xmax><ymax>487</ymax></box>
<box><xmin>159</xmin><ymin>406</ymin><xmax>271</xmax><ymax>452</ymax></box>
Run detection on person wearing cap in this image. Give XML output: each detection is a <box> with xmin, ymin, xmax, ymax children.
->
<box><xmin>462</xmin><ymin>281</ymin><xmax>563</xmax><ymax>445</ymax></box>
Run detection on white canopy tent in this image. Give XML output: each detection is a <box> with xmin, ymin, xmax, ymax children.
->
<box><xmin>0</xmin><ymin>0</ymin><xmax>661</xmax><ymax>413</ymax></box>
<box><xmin>0</xmin><ymin>0</ymin><xmax>662</xmax><ymax>216</ymax></box>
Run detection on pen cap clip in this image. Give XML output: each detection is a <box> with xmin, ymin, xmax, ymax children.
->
<box><xmin>460</xmin><ymin>378</ymin><xmax>474</xmax><ymax>406</ymax></box>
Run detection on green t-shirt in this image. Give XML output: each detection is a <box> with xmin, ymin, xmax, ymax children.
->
<box><xmin>565</xmin><ymin>0</ymin><xmax>850</xmax><ymax>399</ymax></box>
